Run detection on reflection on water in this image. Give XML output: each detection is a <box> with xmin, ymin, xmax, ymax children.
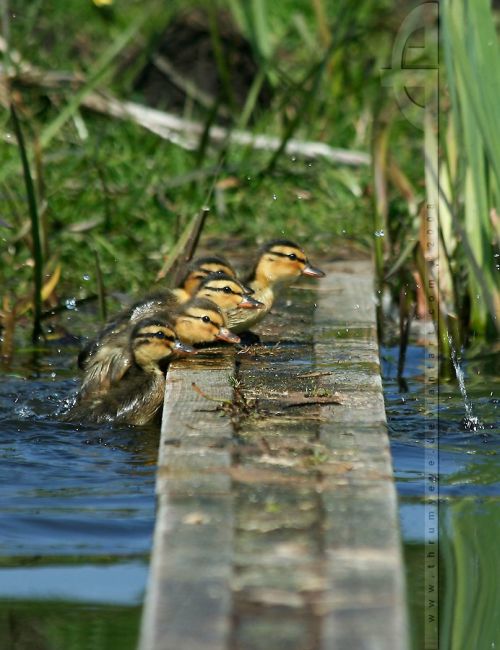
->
<box><xmin>0</xmin><ymin>345</ymin><xmax>159</xmax><ymax>650</ymax></box>
<box><xmin>383</xmin><ymin>344</ymin><xmax>500</xmax><ymax>650</ymax></box>
<box><xmin>0</xmin><ymin>600</ymin><xmax>142</xmax><ymax>650</ymax></box>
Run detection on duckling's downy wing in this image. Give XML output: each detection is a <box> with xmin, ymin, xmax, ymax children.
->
<box><xmin>127</xmin><ymin>290</ymin><xmax>178</xmax><ymax>321</ymax></box>
<box><xmin>65</xmin><ymin>370</ymin><xmax>165</xmax><ymax>426</ymax></box>
<box><xmin>78</xmin><ymin>346</ymin><xmax>133</xmax><ymax>398</ymax></box>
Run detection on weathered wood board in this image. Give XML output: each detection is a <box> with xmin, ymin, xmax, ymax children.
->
<box><xmin>139</xmin><ymin>259</ymin><xmax>408</xmax><ymax>650</ymax></box>
<box><xmin>139</xmin><ymin>355</ymin><xmax>236</xmax><ymax>650</ymax></box>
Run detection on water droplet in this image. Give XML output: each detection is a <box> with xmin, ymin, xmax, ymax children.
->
<box><xmin>82</xmin><ymin>274</ymin><xmax>90</xmax><ymax>281</ymax></box>
<box><xmin>374</xmin><ymin>230</ymin><xmax>385</xmax><ymax>238</ymax></box>
<box><xmin>272</xmin><ymin>194</ymin><xmax>278</xmax><ymax>201</ymax></box>
<box><xmin>65</xmin><ymin>298</ymin><xmax>77</xmax><ymax>310</ymax></box>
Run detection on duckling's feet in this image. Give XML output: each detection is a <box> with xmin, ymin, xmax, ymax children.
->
<box><xmin>237</xmin><ymin>331</ymin><xmax>261</xmax><ymax>346</ymax></box>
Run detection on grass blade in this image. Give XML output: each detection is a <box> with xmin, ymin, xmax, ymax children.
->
<box><xmin>10</xmin><ymin>103</ymin><xmax>43</xmax><ymax>342</ymax></box>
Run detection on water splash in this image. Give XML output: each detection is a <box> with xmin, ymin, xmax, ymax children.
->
<box><xmin>448</xmin><ymin>334</ymin><xmax>483</xmax><ymax>431</ymax></box>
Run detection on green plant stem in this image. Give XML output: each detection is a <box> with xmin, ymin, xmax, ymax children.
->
<box><xmin>10</xmin><ymin>103</ymin><xmax>44</xmax><ymax>342</ymax></box>
<box><xmin>371</xmin><ymin>116</ymin><xmax>391</xmax><ymax>279</ymax></box>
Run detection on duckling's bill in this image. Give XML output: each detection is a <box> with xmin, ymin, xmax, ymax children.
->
<box><xmin>173</xmin><ymin>340</ymin><xmax>197</xmax><ymax>355</ymax></box>
<box><xmin>216</xmin><ymin>327</ymin><xmax>240</xmax><ymax>343</ymax></box>
<box><xmin>302</xmin><ymin>262</ymin><xmax>325</xmax><ymax>278</ymax></box>
<box><xmin>239</xmin><ymin>295</ymin><xmax>265</xmax><ymax>309</ymax></box>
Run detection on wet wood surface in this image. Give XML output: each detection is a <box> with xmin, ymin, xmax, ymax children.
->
<box><xmin>139</xmin><ymin>260</ymin><xmax>408</xmax><ymax>650</ymax></box>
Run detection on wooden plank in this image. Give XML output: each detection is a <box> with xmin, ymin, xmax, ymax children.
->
<box><xmin>138</xmin><ymin>353</ymin><xmax>236</xmax><ymax>650</ymax></box>
<box><xmin>139</xmin><ymin>259</ymin><xmax>408</xmax><ymax>650</ymax></box>
<box><xmin>315</xmin><ymin>261</ymin><xmax>408</xmax><ymax>650</ymax></box>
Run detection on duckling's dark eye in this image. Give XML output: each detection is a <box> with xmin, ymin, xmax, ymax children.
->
<box><xmin>223</xmin><ymin>286</ymin><xmax>232</xmax><ymax>294</ymax></box>
<box><xmin>154</xmin><ymin>331</ymin><xmax>166</xmax><ymax>339</ymax></box>
<box><xmin>288</xmin><ymin>253</ymin><xmax>297</xmax><ymax>261</ymax></box>
<box><xmin>202</xmin><ymin>315</ymin><xmax>211</xmax><ymax>323</ymax></box>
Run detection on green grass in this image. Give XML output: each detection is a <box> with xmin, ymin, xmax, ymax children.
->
<box><xmin>1</xmin><ymin>0</ymin><xmax>381</xmax><ymax>314</ymax></box>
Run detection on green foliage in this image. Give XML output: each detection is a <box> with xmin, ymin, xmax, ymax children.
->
<box><xmin>0</xmin><ymin>0</ymin><xmax>379</xmax><ymax>325</ymax></box>
<box><xmin>1</xmin><ymin>0</ymin><xmax>497</xmax><ymax>350</ymax></box>
<box><xmin>441</xmin><ymin>0</ymin><xmax>500</xmax><ymax>339</ymax></box>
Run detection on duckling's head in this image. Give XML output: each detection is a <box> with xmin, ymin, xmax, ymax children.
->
<box><xmin>249</xmin><ymin>239</ymin><xmax>325</xmax><ymax>288</ymax></box>
<box><xmin>195</xmin><ymin>272</ymin><xmax>264</xmax><ymax>311</ymax></box>
<box><xmin>130</xmin><ymin>319</ymin><xmax>196</xmax><ymax>372</ymax></box>
<box><xmin>173</xmin><ymin>297</ymin><xmax>241</xmax><ymax>345</ymax></box>
<box><xmin>179</xmin><ymin>256</ymin><xmax>237</xmax><ymax>297</ymax></box>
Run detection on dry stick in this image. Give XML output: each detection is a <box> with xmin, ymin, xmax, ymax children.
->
<box><xmin>93</xmin><ymin>248</ymin><xmax>107</xmax><ymax>323</ymax></box>
<box><xmin>83</xmin><ymin>93</ymin><xmax>370</xmax><ymax>165</ymax></box>
<box><xmin>172</xmin><ymin>208</ymin><xmax>208</xmax><ymax>287</ymax></box>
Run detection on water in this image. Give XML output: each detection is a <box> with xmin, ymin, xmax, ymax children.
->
<box><xmin>382</xmin><ymin>342</ymin><xmax>500</xmax><ymax>649</ymax></box>
<box><xmin>0</xmin><ymin>345</ymin><xmax>158</xmax><ymax>650</ymax></box>
<box><xmin>1</xmin><ymin>320</ymin><xmax>498</xmax><ymax>649</ymax></box>
<box><xmin>448</xmin><ymin>333</ymin><xmax>482</xmax><ymax>432</ymax></box>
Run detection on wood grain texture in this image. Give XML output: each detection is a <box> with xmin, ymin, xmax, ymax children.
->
<box><xmin>139</xmin><ymin>353</ymin><xmax>236</xmax><ymax>650</ymax></box>
<box><xmin>315</xmin><ymin>261</ymin><xmax>408</xmax><ymax>650</ymax></box>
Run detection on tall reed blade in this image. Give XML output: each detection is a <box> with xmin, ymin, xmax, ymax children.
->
<box><xmin>10</xmin><ymin>103</ymin><xmax>44</xmax><ymax>342</ymax></box>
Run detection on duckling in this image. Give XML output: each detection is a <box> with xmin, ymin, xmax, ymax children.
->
<box><xmin>78</xmin><ymin>298</ymin><xmax>239</xmax><ymax>399</ymax></box>
<box><xmin>78</xmin><ymin>274</ymin><xmax>254</xmax><ymax>377</ymax></box>
<box><xmin>64</xmin><ymin>318</ymin><xmax>196</xmax><ymax>426</ymax></box>
<box><xmin>170</xmin><ymin>297</ymin><xmax>240</xmax><ymax>345</ymax></box>
<box><xmin>132</xmin><ymin>272</ymin><xmax>262</xmax><ymax>319</ymax></box>
<box><xmin>195</xmin><ymin>272</ymin><xmax>263</xmax><ymax>311</ymax></box>
<box><xmin>226</xmin><ymin>239</ymin><xmax>325</xmax><ymax>333</ymax></box>
<box><xmin>172</xmin><ymin>255</ymin><xmax>239</xmax><ymax>302</ymax></box>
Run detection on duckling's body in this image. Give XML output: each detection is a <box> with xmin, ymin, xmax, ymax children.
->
<box><xmin>226</xmin><ymin>239</ymin><xmax>325</xmax><ymax>333</ymax></box>
<box><xmin>78</xmin><ymin>298</ymin><xmax>239</xmax><ymax>399</ymax></box>
<box><xmin>65</xmin><ymin>319</ymin><xmax>194</xmax><ymax>426</ymax></box>
<box><xmin>227</xmin><ymin>285</ymin><xmax>275</xmax><ymax>332</ymax></box>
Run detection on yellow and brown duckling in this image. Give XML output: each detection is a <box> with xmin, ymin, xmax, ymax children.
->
<box><xmin>172</xmin><ymin>255</ymin><xmax>240</xmax><ymax>302</ymax></box>
<box><xmin>169</xmin><ymin>297</ymin><xmax>240</xmax><ymax>345</ymax></box>
<box><xmin>78</xmin><ymin>298</ymin><xmax>239</xmax><ymax>399</ymax></box>
<box><xmin>128</xmin><ymin>272</ymin><xmax>262</xmax><ymax>323</ymax></box>
<box><xmin>226</xmin><ymin>239</ymin><xmax>325</xmax><ymax>333</ymax></box>
<box><xmin>65</xmin><ymin>317</ymin><xmax>196</xmax><ymax>426</ymax></box>
<box><xmin>195</xmin><ymin>272</ymin><xmax>263</xmax><ymax>311</ymax></box>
